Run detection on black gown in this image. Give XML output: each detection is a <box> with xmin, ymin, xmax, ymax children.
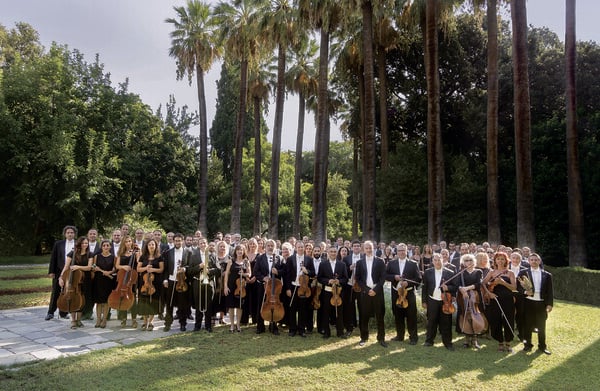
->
<box><xmin>137</xmin><ymin>256</ymin><xmax>163</xmax><ymax>315</ymax></box>
<box><xmin>93</xmin><ymin>253</ymin><xmax>115</xmax><ymax>303</ymax></box>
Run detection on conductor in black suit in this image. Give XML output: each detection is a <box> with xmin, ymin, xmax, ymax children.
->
<box><xmin>422</xmin><ymin>253</ymin><xmax>457</xmax><ymax>350</ymax></box>
<box><xmin>46</xmin><ymin>225</ymin><xmax>77</xmax><ymax>320</ymax></box>
<box><xmin>355</xmin><ymin>240</ymin><xmax>387</xmax><ymax>347</ymax></box>
<box><xmin>385</xmin><ymin>243</ymin><xmax>422</xmax><ymax>344</ymax></box>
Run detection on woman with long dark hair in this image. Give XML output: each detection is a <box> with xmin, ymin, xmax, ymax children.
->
<box><xmin>58</xmin><ymin>236</ymin><xmax>93</xmax><ymax>329</ymax></box>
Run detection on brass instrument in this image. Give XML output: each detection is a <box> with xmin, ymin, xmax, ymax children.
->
<box><xmin>518</xmin><ymin>274</ymin><xmax>533</xmax><ymax>295</ymax></box>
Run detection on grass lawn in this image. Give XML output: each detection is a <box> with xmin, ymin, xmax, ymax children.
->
<box><xmin>0</xmin><ymin>256</ymin><xmax>48</xmax><ymax>266</ymax></box>
<box><xmin>0</xmin><ymin>265</ymin><xmax>50</xmax><ymax>309</ymax></box>
<box><xmin>0</xmin><ymin>299</ymin><xmax>598</xmax><ymax>391</ymax></box>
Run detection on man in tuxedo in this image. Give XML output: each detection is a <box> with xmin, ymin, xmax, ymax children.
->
<box><xmin>81</xmin><ymin>228</ymin><xmax>101</xmax><ymax>320</ymax></box>
<box><xmin>87</xmin><ymin>228</ymin><xmax>101</xmax><ymax>256</ymax></box>
<box><xmin>284</xmin><ymin>241</ymin><xmax>315</xmax><ymax>337</ymax></box>
<box><xmin>46</xmin><ymin>225</ymin><xmax>77</xmax><ymax>320</ymax></box>
<box><xmin>185</xmin><ymin>237</ymin><xmax>219</xmax><ymax>332</ymax></box>
<box><xmin>317</xmin><ymin>246</ymin><xmax>348</xmax><ymax>339</ymax></box>
<box><xmin>519</xmin><ymin>253</ymin><xmax>553</xmax><ymax>355</ymax></box>
<box><xmin>133</xmin><ymin>228</ymin><xmax>146</xmax><ymax>250</ymax></box>
<box><xmin>441</xmin><ymin>249</ymin><xmax>457</xmax><ymax>274</ymax></box>
<box><xmin>385</xmin><ymin>243</ymin><xmax>422</xmax><ymax>344</ymax></box>
<box><xmin>343</xmin><ymin>240</ymin><xmax>362</xmax><ymax>335</ymax></box>
<box><xmin>355</xmin><ymin>241</ymin><xmax>387</xmax><ymax>347</ymax></box>
<box><xmin>422</xmin><ymin>253</ymin><xmax>457</xmax><ymax>350</ymax></box>
<box><xmin>448</xmin><ymin>242</ymin><xmax>460</xmax><ymax>270</ymax></box>
<box><xmin>253</xmin><ymin>239</ymin><xmax>284</xmax><ymax>335</ymax></box>
<box><xmin>110</xmin><ymin>229</ymin><xmax>122</xmax><ymax>256</ymax></box>
<box><xmin>162</xmin><ymin>233</ymin><xmax>191</xmax><ymax>331</ymax></box>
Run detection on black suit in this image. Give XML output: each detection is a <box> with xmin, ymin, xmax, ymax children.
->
<box><xmin>162</xmin><ymin>247</ymin><xmax>191</xmax><ymax>328</ymax></box>
<box><xmin>422</xmin><ymin>267</ymin><xmax>457</xmax><ymax>347</ymax></box>
<box><xmin>518</xmin><ymin>268</ymin><xmax>554</xmax><ymax>350</ymax></box>
<box><xmin>47</xmin><ymin>239</ymin><xmax>73</xmax><ymax>317</ymax></box>
<box><xmin>385</xmin><ymin>259</ymin><xmax>422</xmax><ymax>342</ymax></box>
<box><xmin>284</xmin><ymin>254</ymin><xmax>315</xmax><ymax>335</ymax></box>
<box><xmin>253</xmin><ymin>253</ymin><xmax>284</xmax><ymax>333</ymax></box>
<box><xmin>355</xmin><ymin>256</ymin><xmax>387</xmax><ymax>342</ymax></box>
<box><xmin>184</xmin><ymin>248</ymin><xmax>219</xmax><ymax>331</ymax></box>
<box><xmin>342</xmin><ymin>253</ymin><xmax>362</xmax><ymax>332</ymax></box>
<box><xmin>317</xmin><ymin>259</ymin><xmax>348</xmax><ymax>337</ymax></box>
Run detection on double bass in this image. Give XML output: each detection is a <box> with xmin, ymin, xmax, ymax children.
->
<box><xmin>108</xmin><ymin>250</ymin><xmax>138</xmax><ymax>311</ymax></box>
<box><xmin>57</xmin><ymin>267</ymin><xmax>85</xmax><ymax>313</ymax></box>
<box><xmin>458</xmin><ymin>289</ymin><xmax>488</xmax><ymax>335</ymax></box>
<box><xmin>260</xmin><ymin>260</ymin><xmax>284</xmax><ymax>323</ymax></box>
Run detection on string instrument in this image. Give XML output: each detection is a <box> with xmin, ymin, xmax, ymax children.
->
<box><xmin>395</xmin><ymin>280</ymin><xmax>409</xmax><ymax>309</ymax></box>
<box><xmin>442</xmin><ymin>291</ymin><xmax>455</xmax><ymax>315</ymax></box>
<box><xmin>458</xmin><ymin>289</ymin><xmax>488</xmax><ymax>335</ymax></box>
<box><xmin>57</xmin><ymin>266</ymin><xmax>85</xmax><ymax>313</ymax></box>
<box><xmin>141</xmin><ymin>269</ymin><xmax>156</xmax><ymax>296</ymax></box>
<box><xmin>297</xmin><ymin>261</ymin><xmax>311</xmax><ymax>298</ymax></box>
<box><xmin>108</xmin><ymin>250</ymin><xmax>138</xmax><ymax>311</ymax></box>
<box><xmin>234</xmin><ymin>261</ymin><xmax>247</xmax><ymax>298</ymax></box>
<box><xmin>330</xmin><ymin>275</ymin><xmax>342</xmax><ymax>307</ymax></box>
<box><xmin>311</xmin><ymin>278</ymin><xmax>322</xmax><ymax>309</ymax></box>
<box><xmin>175</xmin><ymin>263</ymin><xmax>188</xmax><ymax>293</ymax></box>
<box><xmin>260</xmin><ymin>261</ymin><xmax>284</xmax><ymax>323</ymax></box>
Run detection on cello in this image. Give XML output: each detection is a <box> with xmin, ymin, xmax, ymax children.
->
<box><xmin>57</xmin><ymin>267</ymin><xmax>85</xmax><ymax>314</ymax></box>
<box><xmin>458</xmin><ymin>289</ymin><xmax>488</xmax><ymax>336</ymax></box>
<box><xmin>260</xmin><ymin>261</ymin><xmax>284</xmax><ymax>323</ymax></box>
<box><xmin>108</xmin><ymin>250</ymin><xmax>138</xmax><ymax>311</ymax></box>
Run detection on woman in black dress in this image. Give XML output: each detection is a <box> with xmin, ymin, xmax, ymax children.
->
<box><xmin>482</xmin><ymin>251</ymin><xmax>517</xmax><ymax>352</ymax></box>
<box><xmin>457</xmin><ymin>253</ymin><xmax>485</xmax><ymax>348</ymax></box>
<box><xmin>58</xmin><ymin>236</ymin><xmax>93</xmax><ymax>329</ymax></box>
<box><xmin>114</xmin><ymin>236</ymin><xmax>139</xmax><ymax>328</ymax></box>
<box><xmin>214</xmin><ymin>241</ymin><xmax>230</xmax><ymax>325</ymax></box>
<box><xmin>223</xmin><ymin>244</ymin><xmax>251</xmax><ymax>332</ymax></box>
<box><xmin>92</xmin><ymin>240</ymin><xmax>115</xmax><ymax>328</ymax></box>
<box><xmin>136</xmin><ymin>239</ymin><xmax>164</xmax><ymax>331</ymax></box>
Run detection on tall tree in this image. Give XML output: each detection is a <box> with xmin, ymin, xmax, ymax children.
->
<box><xmin>565</xmin><ymin>0</ymin><xmax>586</xmax><ymax>266</ymax></box>
<box><xmin>260</xmin><ymin>0</ymin><xmax>297</xmax><ymax>239</ymax></box>
<box><xmin>424</xmin><ymin>0</ymin><xmax>444</xmax><ymax>244</ymax></box>
<box><xmin>214</xmin><ymin>0</ymin><xmax>261</xmax><ymax>234</ymax></box>
<box><xmin>486</xmin><ymin>0</ymin><xmax>501</xmax><ymax>244</ymax></box>
<box><xmin>287</xmin><ymin>38</ymin><xmax>318</xmax><ymax>237</ymax></box>
<box><xmin>510</xmin><ymin>0</ymin><xmax>535</xmax><ymax>248</ymax></box>
<box><xmin>166</xmin><ymin>0</ymin><xmax>220</xmax><ymax>235</ymax></box>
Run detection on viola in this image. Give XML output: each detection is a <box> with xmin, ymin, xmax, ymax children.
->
<box><xmin>330</xmin><ymin>279</ymin><xmax>342</xmax><ymax>307</ymax></box>
<box><xmin>176</xmin><ymin>270</ymin><xmax>188</xmax><ymax>293</ymax></box>
<box><xmin>57</xmin><ymin>267</ymin><xmax>85</xmax><ymax>313</ymax></box>
<box><xmin>141</xmin><ymin>271</ymin><xmax>156</xmax><ymax>296</ymax></box>
<box><xmin>298</xmin><ymin>262</ymin><xmax>311</xmax><ymax>298</ymax></box>
<box><xmin>108</xmin><ymin>252</ymin><xmax>138</xmax><ymax>311</ymax></box>
<box><xmin>396</xmin><ymin>284</ymin><xmax>409</xmax><ymax>308</ymax></box>
<box><xmin>234</xmin><ymin>264</ymin><xmax>247</xmax><ymax>298</ymax></box>
<box><xmin>442</xmin><ymin>292</ymin><xmax>455</xmax><ymax>315</ymax></box>
<box><xmin>311</xmin><ymin>279</ymin><xmax>322</xmax><ymax>310</ymax></box>
<box><xmin>260</xmin><ymin>266</ymin><xmax>284</xmax><ymax>323</ymax></box>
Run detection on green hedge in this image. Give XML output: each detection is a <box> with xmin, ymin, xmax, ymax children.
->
<box><xmin>545</xmin><ymin>266</ymin><xmax>600</xmax><ymax>307</ymax></box>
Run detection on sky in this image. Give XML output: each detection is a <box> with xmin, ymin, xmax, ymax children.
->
<box><xmin>2</xmin><ymin>0</ymin><xmax>599</xmax><ymax>151</ymax></box>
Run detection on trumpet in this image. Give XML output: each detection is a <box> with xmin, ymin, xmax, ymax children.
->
<box><xmin>518</xmin><ymin>275</ymin><xmax>533</xmax><ymax>294</ymax></box>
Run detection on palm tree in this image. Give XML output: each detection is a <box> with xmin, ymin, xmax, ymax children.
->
<box><xmin>247</xmin><ymin>56</ymin><xmax>275</xmax><ymax>236</ymax></box>
<box><xmin>287</xmin><ymin>38</ymin><xmax>318</xmax><ymax>237</ymax></box>
<box><xmin>485</xmin><ymin>0</ymin><xmax>501</xmax><ymax>244</ymax></box>
<box><xmin>565</xmin><ymin>0</ymin><xmax>586</xmax><ymax>266</ymax></box>
<box><xmin>510</xmin><ymin>0</ymin><xmax>535</xmax><ymax>248</ymax></box>
<box><xmin>214</xmin><ymin>0</ymin><xmax>261</xmax><ymax>234</ymax></box>
<box><xmin>166</xmin><ymin>0</ymin><xmax>220</xmax><ymax>235</ymax></box>
<box><xmin>299</xmin><ymin>0</ymin><xmax>343</xmax><ymax>242</ymax></box>
<box><xmin>259</xmin><ymin>0</ymin><xmax>298</xmax><ymax>240</ymax></box>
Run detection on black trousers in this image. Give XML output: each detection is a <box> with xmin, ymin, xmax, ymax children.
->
<box><xmin>391</xmin><ymin>290</ymin><xmax>418</xmax><ymax>342</ymax></box>
<box><xmin>342</xmin><ymin>284</ymin><xmax>358</xmax><ymax>331</ymax></box>
<box><xmin>358</xmin><ymin>291</ymin><xmax>386</xmax><ymax>342</ymax></box>
<box><xmin>164</xmin><ymin>281</ymin><xmax>191</xmax><ymax>326</ymax></box>
<box><xmin>288</xmin><ymin>288</ymin><xmax>310</xmax><ymax>333</ymax></box>
<box><xmin>425</xmin><ymin>297</ymin><xmax>453</xmax><ymax>347</ymax></box>
<box><xmin>48</xmin><ymin>277</ymin><xmax>68</xmax><ymax>318</ymax></box>
<box><xmin>321</xmin><ymin>290</ymin><xmax>344</xmax><ymax>337</ymax></box>
<box><xmin>523</xmin><ymin>299</ymin><xmax>548</xmax><ymax>350</ymax></box>
<box><xmin>194</xmin><ymin>283</ymin><xmax>213</xmax><ymax>330</ymax></box>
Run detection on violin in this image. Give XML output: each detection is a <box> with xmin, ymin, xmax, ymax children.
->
<box><xmin>57</xmin><ymin>266</ymin><xmax>85</xmax><ymax>313</ymax></box>
<box><xmin>330</xmin><ymin>276</ymin><xmax>342</xmax><ymax>307</ymax></box>
<box><xmin>108</xmin><ymin>250</ymin><xmax>138</xmax><ymax>311</ymax></box>
<box><xmin>176</xmin><ymin>268</ymin><xmax>188</xmax><ymax>293</ymax></box>
<box><xmin>234</xmin><ymin>262</ymin><xmax>247</xmax><ymax>298</ymax></box>
<box><xmin>311</xmin><ymin>279</ymin><xmax>322</xmax><ymax>309</ymax></box>
<box><xmin>260</xmin><ymin>262</ymin><xmax>284</xmax><ymax>323</ymax></box>
<box><xmin>298</xmin><ymin>261</ymin><xmax>311</xmax><ymax>298</ymax></box>
<box><xmin>442</xmin><ymin>292</ymin><xmax>455</xmax><ymax>315</ymax></box>
<box><xmin>396</xmin><ymin>284</ymin><xmax>409</xmax><ymax>308</ymax></box>
<box><xmin>141</xmin><ymin>271</ymin><xmax>156</xmax><ymax>296</ymax></box>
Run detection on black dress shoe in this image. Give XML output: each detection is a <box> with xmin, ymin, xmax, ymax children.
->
<box><xmin>409</xmin><ymin>340</ymin><xmax>418</xmax><ymax>345</ymax></box>
<box><xmin>206</xmin><ymin>328</ymin><xmax>213</xmax><ymax>333</ymax></box>
<box><xmin>344</xmin><ymin>331</ymin><xmax>352</xmax><ymax>338</ymax></box>
<box><xmin>523</xmin><ymin>345</ymin><xmax>533</xmax><ymax>352</ymax></box>
<box><xmin>538</xmin><ymin>348</ymin><xmax>552</xmax><ymax>355</ymax></box>
<box><xmin>289</xmin><ymin>331</ymin><xmax>296</xmax><ymax>337</ymax></box>
<box><xmin>359</xmin><ymin>340</ymin><xmax>366</xmax><ymax>346</ymax></box>
<box><xmin>180</xmin><ymin>325</ymin><xmax>187</xmax><ymax>332</ymax></box>
<box><xmin>256</xmin><ymin>329</ymin><xmax>265</xmax><ymax>334</ymax></box>
<box><xmin>45</xmin><ymin>313</ymin><xmax>54</xmax><ymax>321</ymax></box>
<box><xmin>423</xmin><ymin>342</ymin><xmax>433</xmax><ymax>347</ymax></box>
<box><xmin>379</xmin><ymin>340</ymin><xmax>388</xmax><ymax>348</ymax></box>
<box><xmin>322</xmin><ymin>334</ymin><xmax>330</xmax><ymax>339</ymax></box>
<box><xmin>59</xmin><ymin>313</ymin><xmax>70</xmax><ymax>319</ymax></box>
<box><xmin>299</xmin><ymin>333</ymin><xmax>306</xmax><ymax>338</ymax></box>
<box><xmin>193</xmin><ymin>327</ymin><xmax>201</xmax><ymax>332</ymax></box>
<box><xmin>273</xmin><ymin>329</ymin><xmax>280</xmax><ymax>335</ymax></box>
<box><xmin>391</xmin><ymin>336</ymin><xmax>402</xmax><ymax>342</ymax></box>
<box><xmin>337</xmin><ymin>333</ymin><xmax>347</xmax><ymax>339</ymax></box>
<box><xmin>445</xmin><ymin>345</ymin><xmax>455</xmax><ymax>351</ymax></box>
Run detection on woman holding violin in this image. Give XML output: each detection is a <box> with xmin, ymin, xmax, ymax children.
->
<box><xmin>113</xmin><ymin>236</ymin><xmax>139</xmax><ymax>328</ymax></box>
<box><xmin>241</xmin><ymin>238</ymin><xmax>259</xmax><ymax>326</ymax></box>
<box><xmin>213</xmin><ymin>241</ymin><xmax>231</xmax><ymax>326</ymax></box>
<box><xmin>481</xmin><ymin>251</ymin><xmax>516</xmax><ymax>352</ymax></box>
<box><xmin>136</xmin><ymin>239</ymin><xmax>164</xmax><ymax>331</ymax></box>
<box><xmin>58</xmin><ymin>236</ymin><xmax>93</xmax><ymax>329</ymax></box>
<box><xmin>92</xmin><ymin>240</ymin><xmax>115</xmax><ymax>328</ymax></box>
<box><xmin>457</xmin><ymin>254</ymin><xmax>486</xmax><ymax>349</ymax></box>
<box><xmin>223</xmin><ymin>244</ymin><xmax>251</xmax><ymax>332</ymax></box>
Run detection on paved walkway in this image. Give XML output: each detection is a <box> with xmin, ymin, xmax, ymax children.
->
<box><xmin>0</xmin><ymin>306</ymin><xmax>188</xmax><ymax>367</ymax></box>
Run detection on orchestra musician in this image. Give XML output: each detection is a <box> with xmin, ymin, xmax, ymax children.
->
<box><xmin>342</xmin><ymin>241</ymin><xmax>362</xmax><ymax>335</ymax></box>
<box><xmin>316</xmin><ymin>246</ymin><xmax>348</xmax><ymax>339</ymax></box>
<box><xmin>162</xmin><ymin>233</ymin><xmax>190</xmax><ymax>332</ymax></box>
<box><xmin>422</xmin><ymin>253</ymin><xmax>457</xmax><ymax>350</ymax></box>
<box><xmin>223</xmin><ymin>244</ymin><xmax>251</xmax><ymax>332</ymax></box>
<box><xmin>253</xmin><ymin>239</ymin><xmax>284</xmax><ymax>335</ymax></box>
<box><xmin>385</xmin><ymin>243</ymin><xmax>422</xmax><ymax>345</ymax></box>
<box><xmin>284</xmin><ymin>241</ymin><xmax>315</xmax><ymax>338</ymax></box>
<box><xmin>355</xmin><ymin>240</ymin><xmax>387</xmax><ymax>347</ymax></box>
<box><xmin>136</xmin><ymin>238</ymin><xmax>164</xmax><ymax>331</ymax></box>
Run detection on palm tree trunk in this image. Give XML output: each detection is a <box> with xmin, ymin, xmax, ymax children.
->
<box><xmin>231</xmin><ymin>58</ymin><xmax>249</xmax><ymax>234</ymax></box>
<box><xmin>293</xmin><ymin>92</ymin><xmax>306</xmax><ymax>238</ymax></box>
<box><xmin>425</xmin><ymin>0</ymin><xmax>444</xmax><ymax>244</ymax></box>
<box><xmin>311</xmin><ymin>27</ymin><xmax>331</xmax><ymax>243</ymax></box>
<box><xmin>269</xmin><ymin>44</ymin><xmax>286</xmax><ymax>240</ymax></box>
<box><xmin>565</xmin><ymin>0</ymin><xmax>587</xmax><ymax>266</ymax></box>
<box><xmin>378</xmin><ymin>45</ymin><xmax>389</xmax><ymax>170</ymax></box>
<box><xmin>253</xmin><ymin>96</ymin><xmax>262</xmax><ymax>237</ymax></box>
<box><xmin>486</xmin><ymin>0</ymin><xmax>501</xmax><ymax>245</ymax></box>
<box><xmin>352</xmin><ymin>136</ymin><xmax>360</xmax><ymax>239</ymax></box>
<box><xmin>510</xmin><ymin>0</ymin><xmax>535</xmax><ymax>248</ymax></box>
<box><xmin>196</xmin><ymin>63</ymin><xmax>208</xmax><ymax>236</ymax></box>
<box><xmin>361</xmin><ymin>0</ymin><xmax>377</xmax><ymax>241</ymax></box>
